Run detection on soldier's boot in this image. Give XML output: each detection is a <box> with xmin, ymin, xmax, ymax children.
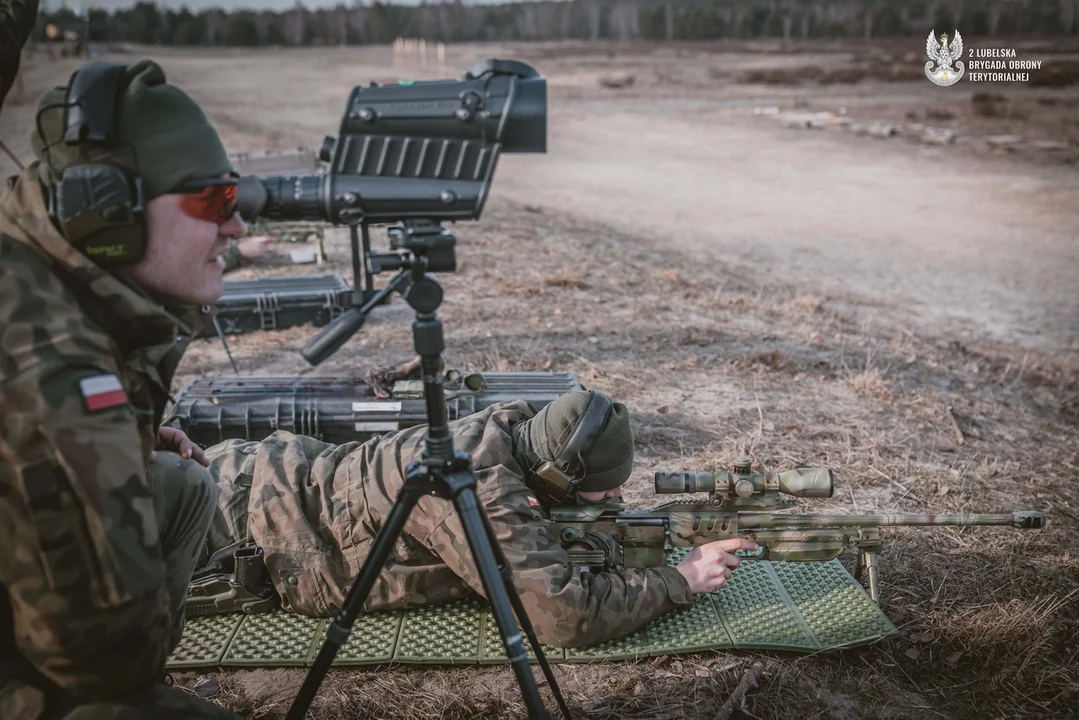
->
<box><xmin>145</xmin><ymin>452</ymin><xmax>220</xmax><ymax>651</ymax></box>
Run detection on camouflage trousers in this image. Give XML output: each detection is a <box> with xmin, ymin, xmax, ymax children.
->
<box><xmin>1</xmin><ymin>453</ymin><xmax>240</xmax><ymax>720</ymax></box>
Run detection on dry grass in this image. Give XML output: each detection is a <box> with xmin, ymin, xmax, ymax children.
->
<box><xmin>175</xmin><ymin>198</ymin><xmax>1078</xmax><ymax>718</ymax></box>
<box><xmin>847</xmin><ymin>368</ymin><xmax>895</xmax><ymax>403</ymax></box>
<box><xmin>789</xmin><ymin>295</ymin><xmax>825</xmax><ymax>314</ymax></box>
<box><xmin>544</xmin><ymin>267</ymin><xmax>589</xmax><ymax>290</ymax></box>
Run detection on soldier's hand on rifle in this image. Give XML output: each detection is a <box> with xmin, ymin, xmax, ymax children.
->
<box><xmin>237</xmin><ymin>235</ymin><xmax>272</xmax><ymax>260</ymax></box>
<box><xmin>153</xmin><ymin>425</ymin><xmax>209</xmax><ymax>467</ymax></box>
<box><xmin>676</xmin><ymin>538</ymin><xmax>759</xmax><ymax>594</ymax></box>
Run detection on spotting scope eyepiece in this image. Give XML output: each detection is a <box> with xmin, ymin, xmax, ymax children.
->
<box><xmin>236</xmin><ymin>58</ymin><xmax>547</xmax><ymax>227</ymax></box>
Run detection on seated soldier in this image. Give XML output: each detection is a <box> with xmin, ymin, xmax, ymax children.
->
<box><xmin>1</xmin><ymin>60</ymin><xmax>245</xmax><ymax>718</ymax></box>
<box><xmin>196</xmin><ymin>390</ymin><xmax>756</xmax><ymax>648</ymax></box>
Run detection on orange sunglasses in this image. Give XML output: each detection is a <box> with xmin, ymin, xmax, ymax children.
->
<box><xmin>173</xmin><ymin>177</ymin><xmax>239</xmax><ymax>224</ymax></box>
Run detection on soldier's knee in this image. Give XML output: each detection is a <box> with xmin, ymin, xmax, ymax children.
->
<box><xmin>149</xmin><ymin>452</ymin><xmax>219</xmax><ymax>513</ymax></box>
<box><xmin>204</xmin><ymin>437</ymin><xmax>256</xmax><ymax>461</ymax></box>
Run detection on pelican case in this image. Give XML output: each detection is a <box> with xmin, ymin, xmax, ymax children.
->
<box><xmin>163</xmin><ymin>371</ymin><xmax>584</xmax><ymax>445</ymax></box>
<box><xmin>198</xmin><ymin>274</ymin><xmax>353</xmax><ymax>338</ymax></box>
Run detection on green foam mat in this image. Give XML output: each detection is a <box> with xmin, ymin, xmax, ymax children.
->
<box><xmin>478</xmin><ymin>612</ymin><xmax>567</xmax><ymax>664</ymax></box>
<box><xmin>221</xmin><ymin>612</ymin><xmax>327</xmax><ymax>666</ymax></box>
<box><xmin>313</xmin><ymin>610</ymin><xmax>404</xmax><ymax>666</ymax></box>
<box><xmin>394</xmin><ymin>598</ymin><xmax>486</xmax><ymax>665</ymax></box>
<box><xmin>772</xmin><ymin>560</ymin><xmax>897</xmax><ymax>649</ymax></box>
<box><xmin>712</xmin><ymin>560</ymin><xmax>817</xmax><ymax>650</ymax></box>
<box><xmin>168</xmin><ymin>559</ymin><xmax>896</xmax><ymax>669</ymax></box>
<box><xmin>564</xmin><ymin>591</ymin><xmax>732</xmax><ymax>662</ymax></box>
<box><xmin>170</xmin><ymin>614</ymin><xmax>244</xmax><ymax>667</ymax></box>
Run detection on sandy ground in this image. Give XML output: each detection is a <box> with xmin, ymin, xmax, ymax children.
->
<box><xmin>1</xmin><ymin>40</ymin><xmax>1077</xmax><ymax>719</ymax></box>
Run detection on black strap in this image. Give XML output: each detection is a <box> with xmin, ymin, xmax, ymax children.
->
<box><xmin>63</xmin><ymin>62</ymin><xmax>127</xmax><ymax>144</ymax></box>
<box><xmin>552</xmin><ymin>390</ymin><xmax>612</xmax><ymax>481</ymax></box>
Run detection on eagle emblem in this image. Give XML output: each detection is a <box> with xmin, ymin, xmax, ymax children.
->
<box><xmin>925</xmin><ymin>30</ymin><xmax>965</xmax><ymax>86</ymax></box>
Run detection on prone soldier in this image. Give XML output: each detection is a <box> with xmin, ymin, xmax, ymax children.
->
<box><xmin>199</xmin><ymin>390</ymin><xmax>756</xmax><ymax>647</ymax></box>
<box><xmin>0</xmin><ymin>60</ymin><xmax>247</xmax><ymax>718</ymax></box>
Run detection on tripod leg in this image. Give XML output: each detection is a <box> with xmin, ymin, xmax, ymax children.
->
<box><xmin>285</xmin><ymin>481</ymin><xmax>424</xmax><ymax>720</ymax></box>
<box><xmin>478</xmin><ymin>506</ymin><xmax>573</xmax><ymax>719</ymax></box>
<box><xmin>451</xmin><ymin>480</ymin><xmax>551</xmax><ymax>720</ymax></box>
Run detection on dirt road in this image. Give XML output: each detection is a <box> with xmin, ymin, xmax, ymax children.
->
<box><xmin>497</xmin><ymin>103</ymin><xmax>1079</xmax><ymax>355</ymax></box>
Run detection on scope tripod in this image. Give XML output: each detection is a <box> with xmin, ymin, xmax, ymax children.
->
<box><xmin>285</xmin><ymin>223</ymin><xmax>570</xmax><ymax>720</ymax></box>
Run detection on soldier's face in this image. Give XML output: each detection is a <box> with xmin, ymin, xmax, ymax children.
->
<box><xmin>122</xmin><ymin>184</ymin><xmax>246</xmax><ymax>306</ymax></box>
<box><xmin>575</xmin><ymin>486</ymin><xmax>623</xmax><ymax>504</ymax></box>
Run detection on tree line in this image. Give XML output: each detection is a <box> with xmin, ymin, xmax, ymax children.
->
<box><xmin>35</xmin><ymin>0</ymin><xmax>1078</xmax><ymax>49</ymax></box>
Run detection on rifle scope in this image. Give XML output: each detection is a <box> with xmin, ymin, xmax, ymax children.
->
<box><xmin>236</xmin><ymin>58</ymin><xmax>546</xmax><ymax>226</ymax></box>
<box><xmin>654</xmin><ymin>468</ymin><xmax>836</xmax><ymax>499</ymax></box>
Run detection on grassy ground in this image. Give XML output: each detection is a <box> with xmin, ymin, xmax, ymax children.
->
<box><xmin>174</xmin><ymin>197</ymin><xmax>1079</xmax><ymax>719</ymax></box>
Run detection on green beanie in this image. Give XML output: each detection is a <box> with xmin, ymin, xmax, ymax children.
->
<box><xmin>519</xmin><ymin>390</ymin><xmax>634</xmax><ymax>492</ymax></box>
<box><xmin>31</xmin><ymin>59</ymin><xmax>232</xmax><ymax>199</ymax></box>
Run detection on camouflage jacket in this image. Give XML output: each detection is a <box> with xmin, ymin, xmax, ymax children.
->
<box><xmin>0</xmin><ymin>166</ymin><xmax>215</xmax><ymax>700</ymax></box>
<box><xmin>206</xmin><ymin>401</ymin><xmax>694</xmax><ymax>648</ymax></box>
<box><xmin>0</xmin><ymin>0</ymin><xmax>38</xmax><ymax>114</ymax></box>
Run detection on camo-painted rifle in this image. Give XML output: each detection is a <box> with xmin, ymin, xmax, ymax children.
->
<box><xmin>552</xmin><ymin>458</ymin><xmax>1045</xmax><ymax>602</ymax></box>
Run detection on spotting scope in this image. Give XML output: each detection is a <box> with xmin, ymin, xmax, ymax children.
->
<box><xmin>236</xmin><ymin>58</ymin><xmax>547</xmax><ymax>226</ymax></box>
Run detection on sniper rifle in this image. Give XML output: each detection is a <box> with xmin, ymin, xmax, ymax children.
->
<box><xmin>553</xmin><ymin>458</ymin><xmax>1045</xmax><ymax>602</ymax></box>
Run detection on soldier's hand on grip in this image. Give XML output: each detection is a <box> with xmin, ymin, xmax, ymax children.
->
<box><xmin>675</xmin><ymin>538</ymin><xmax>758</xmax><ymax>594</ymax></box>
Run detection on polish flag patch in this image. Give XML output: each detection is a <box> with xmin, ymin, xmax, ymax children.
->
<box><xmin>527</xmin><ymin>496</ymin><xmax>541</xmax><ymax>509</ymax></box>
<box><xmin>79</xmin><ymin>374</ymin><xmax>129</xmax><ymax>413</ymax></box>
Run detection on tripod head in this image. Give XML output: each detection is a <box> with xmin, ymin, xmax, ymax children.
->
<box><xmin>375</xmin><ymin>219</ymin><xmax>457</xmax><ymax>274</ymax></box>
<box><xmin>300</xmin><ymin>218</ymin><xmax>457</xmax><ymax>366</ymax></box>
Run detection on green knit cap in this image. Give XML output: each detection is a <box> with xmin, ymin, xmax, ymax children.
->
<box><xmin>31</xmin><ymin>59</ymin><xmax>232</xmax><ymax>199</ymax></box>
<box><xmin>518</xmin><ymin>390</ymin><xmax>634</xmax><ymax>492</ymax></box>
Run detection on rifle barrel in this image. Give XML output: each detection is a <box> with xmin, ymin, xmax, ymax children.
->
<box><xmin>737</xmin><ymin>511</ymin><xmax>1043</xmax><ymax>529</ymax></box>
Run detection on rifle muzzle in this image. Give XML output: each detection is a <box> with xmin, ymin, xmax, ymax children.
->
<box><xmin>1015</xmin><ymin>511</ymin><xmax>1045</xmax><ymax>529</ymax></box>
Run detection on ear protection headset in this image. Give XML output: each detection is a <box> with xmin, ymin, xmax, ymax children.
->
<box><xmin>39</xmin><ymin>61</ymin><xmax>147</xmax><ymax>265</ymax></box>
<box><xmin>531</xmin><ymin>390</ymin><xmax>613</xmax><ymax>503</ymax></box>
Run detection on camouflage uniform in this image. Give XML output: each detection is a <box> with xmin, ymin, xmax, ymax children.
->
<box><xmin>204</xmin><ymin>401</ymin><xmax>694</xmax><ymax>648</ymax></box>
<box><xmin>0</xmin><ymin>0</ymin><xmax>38</xmax><ymax>114</ymax></box>
<box><xmin>0</xmin><ymin>166</ymin><xmax>239</xmax><ymax>719</ymax></box>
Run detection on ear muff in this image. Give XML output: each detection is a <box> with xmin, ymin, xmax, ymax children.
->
<box><xmin>531</xmin><ymin>391</ymin><xmax>613</xmax><ymax>503</ymax></box>
<box><xmin>44</xmin><ymin>62</ymin><xmax>147</xmax><ymax>265</ymax></box>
